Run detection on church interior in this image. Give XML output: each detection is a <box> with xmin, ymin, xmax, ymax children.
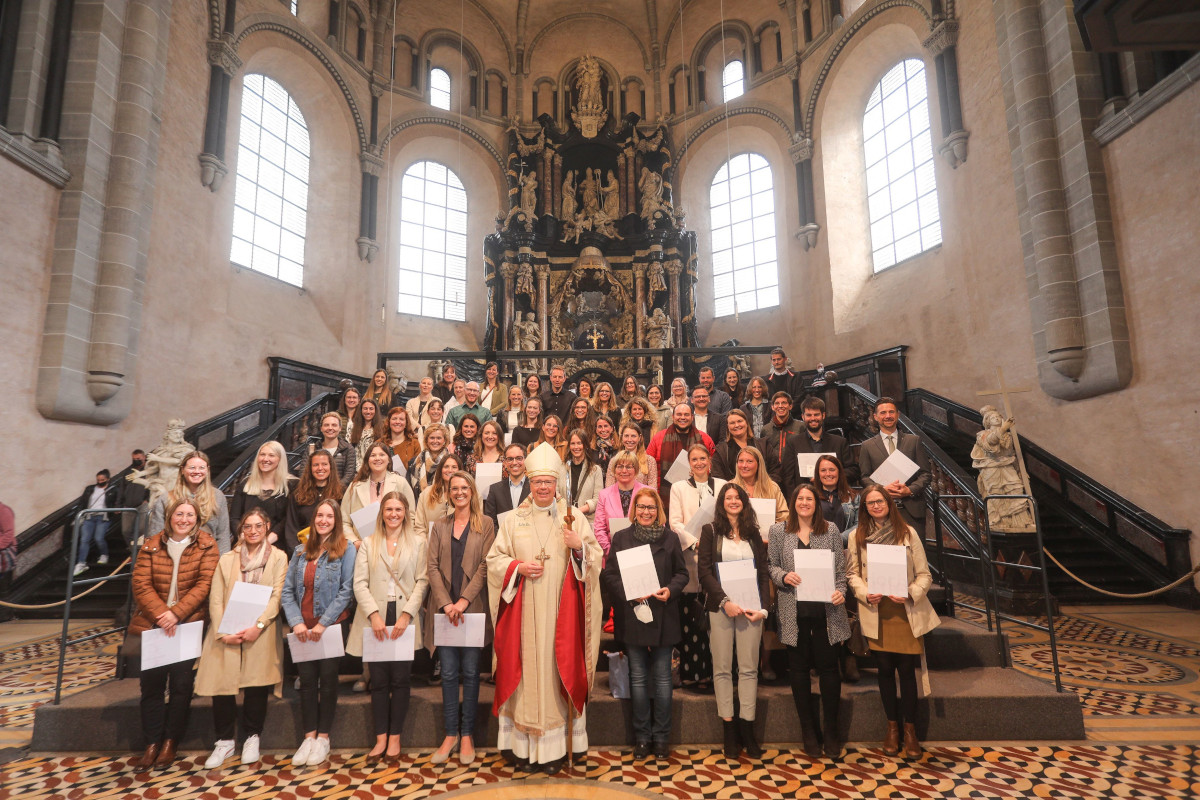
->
<box><xmin>1</xmin><ymin>0</ymin><xmax>1199</xmax><ymax>796</ymax></box>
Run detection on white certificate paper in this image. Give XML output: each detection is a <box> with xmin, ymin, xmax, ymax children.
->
<box><xmin>504</xmin><ymin>431</ymin><xmax>513</xmax><ymax>446</ymax></box>
<box><xmin>793</xmin><ymin>549</ymin><xmax>835</xmax><ymax>602</ymax></box>
<box><xmin>717</xmin><ymin>559</ymin><xmax>761</xmax><ymax>611</ymax></box>
<box><xmin>683</xmin><ymin>496</ymin><xmax>717</xmax><ymax>539</ymax></box>
<box><xmin>141</xmin><ymin>621</ymin><xmax>204</xmax><ymax>670</ymax></box>
<box><xmin>795</xmin><ymin>452</ymin><xmax>824</xmax><ymax>480</ymax></box>
<box><xmin>217</xmin><ymin>581</ymin><xmax>273</xmax><ymax>635</ymax></box>
<box><xmin>867</xmin><ymin>543</ymin><xmax>910</xmax><ymax>598</ymax></box>
<box><xmin>286</xmin><ymin>624</ymin><xmax>346</xmax><ymax>663</ymax></box>
<box><xmin>750</xmin><ymin>498</ymin><xmax>776</xmax><ymax>539</ymax></box>
<box><xmin>361</xmin><ymin>625</ymin><xmax>416</xmax><ymax>663</ymax></box>
<box><xmin>350</xmin><ymin>501</ymin><xmax>381</xmax><ymax>537</ymax></box>
<box><xmin>391</xmin><ymin>455</ymin><xmax>408</xmax><ymax>477</ymax></box>
<box><xmin>869</xmin><ymin>448</ymin><xmax>920</xmax><ymax>487</ymax></box>
<box><xmin>615</xmin><ymin>544</ymin><xmax>661</xmax><ymax>600</ymax></box>
<box><xmin>434</xmin><ymin>612</ymin><xmax>486</xmax><ymax>647</ymax></box>
<box><xmin>608</xmin><ymin>517</ymin><xmax>632</xmax><ymax>536</ymax></box>
<box><xmin>663</xmin><ymin>450</ymin><xmax>692</xmax><ymax>484</ymax></box>
<box><xmin>474</xmin><ymin>462</ymin><xmax>504</xmax><ymax>501</ymax></box>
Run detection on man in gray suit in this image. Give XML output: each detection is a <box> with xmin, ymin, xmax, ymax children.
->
<box><xmin>857</xmin><ymin>397</ymin><xmax>931</xmax><ymax>530</ymax></box>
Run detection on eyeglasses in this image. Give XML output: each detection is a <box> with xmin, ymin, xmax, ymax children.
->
<box><xmin>504</xmin><ymin>456</ymin><xmax>525</xmax><ymax>462</ymax></box>
<box><xmin>865</xmin><ymin>499</ymin><xmax>888</xmax><ymax>507</ymax></box>
<box><xmin>634</xmin><ymin>505</ymin><xmax>658</xmax><ymax>512</ymax></box>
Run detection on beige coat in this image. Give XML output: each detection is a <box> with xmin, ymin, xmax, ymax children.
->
<box><xmin>413</xmin><ymin>487</ymin><xmax>451</xmax><ymax>538</ymax></box>
<box><xmin>423</xmin><ymin>515</ymin><xmax>496</xmax><ymax>652</ymax></box>
<box><xmin>194</xmin><ymin>547</ymin><xmax>288</xmax><ymax>697</ymax></box>
<box><xmin>846</xmin><ymin>525</ymin><xmax>940</xmax><ymax>640</ymax></box>
<box><xmin>341</xmin><ymin>472</ymin><xmax>416</xmax><ymax>540</ymax></box>
<box><xmin>347</xmin><ymin>532</ymin><xmax>429</xmax><ymax>656</ymax></box>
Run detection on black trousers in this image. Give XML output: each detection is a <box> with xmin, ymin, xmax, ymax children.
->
<box><xmin>139</xmin><ymin>658</ymin><xmax>196</xmax><ymax>744</ymax></box>
<box><xmin>369</xmin><ymin>601</ymin><xmax>413</xmax><ymax>736</ymax></box>
<box><xmin>212</xmin><ymin>686</ymin><xmax>270</xmax><ymax>741</ymax></box>
<box><xmin>875</xmin><ymin>650</ymin><xmax>920</xmax><ymax>723</ymax></box>
<box><xmin>787</xmin><ymin>616</ymin><xmax>841</xmax><ymax>735</ymax></box>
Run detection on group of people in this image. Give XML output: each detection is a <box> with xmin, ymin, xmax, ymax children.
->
<box><xmin>123</xmin><ymin>348</ymin><xmax>939</xmax><ymax>772</ymax></box>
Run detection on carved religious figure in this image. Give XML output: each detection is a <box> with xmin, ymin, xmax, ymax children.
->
<box><xmin>639</xmin><ymin>167</ymin><xmax>664</xmax><ymax>224</ymax></box>
<box><xmin>513</xmin><ymin>312</ymin><xmax>542</xmax><ymax>373</ymax></box>
<box><xmin>519</xmin><ymin>170</ymin><xmax>539</xmax><ymax>218</ymax></box>
<box><xmin>515</xmin><ymin>262</ymin><xmax>535</xmax><ymax>298</ymax></box>
<box><xmin>128</xmin><ymin>418</ymin><xmax>193</xmax><ymax>507</ymax></box>
<box><xmin>643</xmin><ymin>307</ymin><xmax>671</xmax><ymax>372</ymax></box>
<box><xmin>561</xmin><ymin>170</ymin><xmax>577</xmax><ymax>221</ymax></box>
<box><xmin>647</xmin><ymin>261</ymin><xmax>667</xmax><ymax>295</ymax></box>
<box><xmin>971</xmin><ymin>406</ymin><xmax>1037</xmax><ymax>532</ymax></box>
<box><xmin>601</xmin><ymin>170</ymin><xmax>620</xmax><ymax>220</ymax></box>
<box><xmin>580</xmin><ymin>168</ymin><xmax>600</xmax><ymax>218</ymax></box>
<box><xmin>577</xmin><ymin>55</ymin><xmax>603</xmax><ymax>109</ymax></box>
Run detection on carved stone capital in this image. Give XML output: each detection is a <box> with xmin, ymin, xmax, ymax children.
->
<box><xmin>357</xmin><ymin>237</ymin><xmax>379</xmax><ymax>262</ymax></box>
<box><xmin>788</xmin><ymin>136</ymin><xmax>814</xmax><ymax>163</ymax></box>
<box><xmin>198</xmin><ymin>152</ymin><xmax>228</xmax><ymax>191</ymax></box>
<box><xmin>795</xmin><ymin>222</ymin><xmax>821</xmax><ymax>251</ymax></box>
<box><xmin>923</xmin><ymin>20</ymin><xmax>960</xmax><ymax>57</ymax></box>
<box><xmin>370</xmin><ymin>79</ymin><xmax>386</xmax><ymax>97</ymax></box>
<box><xmin>533</xmin><ymin>264</ymin><xmax>551</xmax><ymax>280</ymax></box>
<box><xmin>499</xmin><ymin>262</ymin><xmax>517</xmax><ymax>279</ymax></box>
<box><xmin>664</xmin><ymin>259</ymin><xmax>682</xmax><ymax>277</ymax></box>
<box><xmin>632</xmin><ymin>262</ymin><xmax>647</xmax><ymax>277</ymax></box>
<box><xmin>938</xmin><ymin>129</ymin><xmax>969</xmax><ymax>168</ymax></box>
<box><xmin>206</xmin><ymin>36</ymin><xmax>242</xmax><ymax>76</ymax></box>
<box><xmin>360</xmin><ymin>150</ymin><xmax>385</xmax><ymax>177</ymax></box>
<box><xmin>787</xmin><ymin>63</ymin><xmax>801</xmax><ymax>83</ymax></box>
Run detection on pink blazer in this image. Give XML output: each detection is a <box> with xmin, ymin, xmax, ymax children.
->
<box><xmin>592</xmin><ymin>481</ymin><xmax>649</xmax><ymax>555</ymax></box>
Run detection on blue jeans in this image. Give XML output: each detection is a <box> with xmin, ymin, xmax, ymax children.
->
<box><xmin>439</xmin><ymin>646</ymin><xmax>481</xmax><ymax>737</ymax></box>
<box><xmin>626</xmin><ymin>645</ymin><xmax>673</xmax><ymax>745</ymax></box>
<box><xmin>77</xmin><ymin>516</ymin><xmax>109</xmax><ymax>565</ymax></box>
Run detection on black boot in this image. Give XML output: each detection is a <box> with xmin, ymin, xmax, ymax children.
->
<box><xmin>822</xmin><ymin>717</ymin><xmax>843</xmax><ymax>759</ymax></box>
<box><xmin>722</xmin><ymin>719</ymin><xmax>740</xmax><ymax>758</ymax></box>
<box><xmin>799</xmin><ymin>720</ymin><xmax>822</xmax><ymax>758</ymax></box>
<box><xmin>738</xmin><ymin>718</ymin><xmax>763</xmax><ymax>759</ymax></box>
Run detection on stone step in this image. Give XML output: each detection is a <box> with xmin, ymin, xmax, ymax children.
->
<box><xmin>32</xmin><ymin>666</ymin><xmax>1082</xmax><ymax>752</ymax></box>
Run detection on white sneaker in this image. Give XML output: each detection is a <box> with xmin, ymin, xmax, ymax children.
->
<box><xmin>241</xmin><ymin>734</ymin><xmax>260</xmax><ymax>765</ymax></box>
<box><xmin>204</xmin><ymin>739</ymin><xmax>236</xmax><ymax>769</ymax></box>
<box><xmin>292</xmin><ymin>737</ymin><xmax>315</xmax><ymax>766</ymax></box>
<box><xmin>96</xmin><ymin>555</ymin><xmax>109</xmax><ymax>565</ymax></box>
<box><xmin>309</xmin><ymin>737</ymin><xmax>331</xmax><ymax>765</ymax></box>
<box><xmin>72</xmin><ymin>562</ymin><xmax>87</xmax><ymax>577</ymax></box>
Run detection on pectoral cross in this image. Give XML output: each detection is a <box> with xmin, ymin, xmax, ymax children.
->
<box><xmin>977</xmin><ymin>366</ymin><xmax>1034</xmax><ymax>495</ymax></box>
<box><xmin>534</xmin><ymin>548</ymin><xmax>550</xmax><ymax>565</ymax></box>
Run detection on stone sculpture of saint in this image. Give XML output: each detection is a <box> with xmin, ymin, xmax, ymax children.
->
<box><xmin>577</xmin><ymin>55</ymin><xmax>603</xmax><ymax>109</ymax></box>
<box><xmin>129</xmin><ymin>418</ymin><xmax>193</xmax><ymax>507</ymax></box>
<box><xmin>514</xmin><ymin>312</ymin><xmax>542</xmax><ymax>371</ymax></box>
<box><xmin>971</xmin><ymin>406</ymin><xmax>1037</xmax><ymax>532</ymax></box>
<box><xmin>520</xmin><ymin>170</ymin><xmax>539</xmax><ymax>218</ymax></box>
<box><xmin>639</xmin><ymin>167</ymin><xmax>663</xmax><ymax>223</ymax></box>
<box><xmin>601</xmin><ymin>170</ymin><xmax>620</xmax><ymax>220</ymax></box>
<box><xmin>647</xmin><ymin>261</ymin><xmax>667</xmax><ymax>295</ymax></box>
<box><xmin>515</xmin><ymin>262</ymin><xmax>535</xmax><ymax>298</ymax></box>
<box><xmin>580</xmin><ymin>168</ymin><xmax>600</xmax><ymax>218</ymax></box>
<box><xmin>561</xmin><ymin>170</ymin><xmax>577</xmax><ymax>221</ymax></box>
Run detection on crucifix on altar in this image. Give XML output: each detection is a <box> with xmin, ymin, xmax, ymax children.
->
<box><xmin>973</xmin><ymin>367</ymin><xmax>1038</xmax><ymax>532</ymax></box>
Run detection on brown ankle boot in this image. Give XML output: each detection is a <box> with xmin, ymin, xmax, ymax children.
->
<box><xmin>133</xmin><ymin>743</ymin><xmax>160</xmax><ymax>769</ymax></box>
<box><xmin>902</xmin><ymin>723</ymin><xmax>922</xmax><ymax>759</ymax></box>
<box><xmin>155</xmin><ymin>738</ymin><xmax>177</xmax><ymax>767</ymax></box>
<box><xmin>882</xmin><ymin>721</ymin><xmax>901</xmax><ymax>756</ymax></box>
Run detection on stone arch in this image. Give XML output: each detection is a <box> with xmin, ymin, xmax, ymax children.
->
<box><xmin>802</xmin><ymin>0</ymin><xmax>933</xmax><ymax>134</ymax></box>
<box><xmin>676</xmin><ymin>105</ymin><xmax>794</xmax><ymax>164</ymax></box>
<box><xmin>391</xmin><ymin>34</ymin><xmax>419</xmax><ymax>87</ymax></box>
<box><xmin>753</xmin><ymin>20</ymin><xmax>783</xmax><ymax>72</ymax></box>
<box><xmin>342</xmin><ymin>1</ymin><xmax>369</xmax><ymax>64</ymax></box>
<box><xmin>690</xmin><ymin>20</ymin><xmax>753</xmax><ymax>106</ymax></box>
<box><xmin>525</xmin><ymin>14</ymin><xmax>651</xmax><ymax>73</ymax></box>
<box><xmin>378</xmin><ymin>115</ymin><xmax>506</xmax><ymax>174</ymax></box>
<box><xmin>234</xmin><ymin>14</ymin><xmax>368</xmax><ymax>149</ymax></box>
<box><xmin>417</xmin><ymin>29</ymin><xmax>485</xmax><ymax>92</ymax></box>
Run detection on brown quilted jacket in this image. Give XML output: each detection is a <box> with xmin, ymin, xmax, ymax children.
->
<box><xmin>128</xmin><ymin>530</ymin><xmax>219</xmax><ymax>636</ymax></box>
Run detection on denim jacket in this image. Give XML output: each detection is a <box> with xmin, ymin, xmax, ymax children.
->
<box><xmin>281</xmin><ymin>543</ymin><xmax>357</xmax><ymax>629</ymax></box>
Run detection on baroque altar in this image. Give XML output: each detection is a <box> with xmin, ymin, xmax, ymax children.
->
<box><xmin>483</xmin><ymin>55</ymin><xmax>699</xmax><ymax>378</ymax></box>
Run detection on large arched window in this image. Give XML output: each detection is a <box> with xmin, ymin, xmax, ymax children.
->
<box><xmin>710</xmin><ymin>153</ymin><xmax>778</xmax><ymax>317</ymax></box>
<box><xmin>398</xmin><ymin>161</ymin><xmax>467</xmax><ymax>321</ymax></box>
<box><xmin>229</xmin><ymin>74</ymin><xmax>310</xmax><ymax>287</ymax></box>
<box><xmin>430</xmin><ymin>67</ymin><xmax>451</xmax><ymax>110</ymax></box>
<box><xmin>863</xmin><ymin>58</ymin><xmax>941</xmax><ymax>272</ymax></box>
<box><xmin>722</xmin><ymin>60</ymin><xmax>744</xmax><ymax>102</ymax></box>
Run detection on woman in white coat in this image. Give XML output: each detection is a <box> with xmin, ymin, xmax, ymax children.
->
<box><xmin>341</xmin><ymin>442</ymin><xmax>415</xmax><ymax>541</ymax></box>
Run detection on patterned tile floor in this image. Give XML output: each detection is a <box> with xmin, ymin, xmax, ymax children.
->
<box><xmin>1</xmin><ymin>602</ymin><xmax>1198</xmax><ymax>799</ymax></box>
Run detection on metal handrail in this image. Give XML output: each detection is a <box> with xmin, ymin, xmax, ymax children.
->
<box><xmin>53</xmin><ymin>507</ymin><xmax>140</xmax><ymax>704</ymax></box>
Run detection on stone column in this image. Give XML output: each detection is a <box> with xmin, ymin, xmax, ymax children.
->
<box><xmin>789</xmin><ymin>136</ymin><xmax>819</xmax><ymax>251</ymax></box>
<box><xmin>665</xmin><ymin>259</ymin><xmax>683</xmax><ymax>372</ymax></box>
<box><xmin>499</xmin><ymin>262</ymin><xmax>516</xmax><ymax>351</ymax></box>
<box><xmin>616</xmin><ymin>151</ymin><xmax>626</xmax><ymax>217</ymax></box>
<box><xmin>551</xmin><ymin>152</ymin><xmax>562</xmax><ymax>220</ymax></box>
<box><xmin>624</xmin><ymin>146</ymin><xmax>635</xmax><ymax>214</ymax></box>
<box><xmin>632</xmin><ymin>262</ymin><xmax>647</xmax><ymax>372</ymax></box>
<box><xmin>534</xmin><ymin>263</ymin><xmax>551</xmax><ymax>374</ymax></box>
<box><xmin>540</xmin><ymin>147</ymin><xmax>552</xmax><ymax>216</ymax></box>
<box><xmin>924</xmin><ymin>20</ymin><xmax>969</xmax><ymax>168</ymax></box>
<box><xmin>199</xmin><ymin>33</ymin><xmax>241</xmax><ymax>191</ymax></box>
<box><xmin>358</xmin><ymin>148</ymin><xmax>383</xmax><ymax>262</ymax></box>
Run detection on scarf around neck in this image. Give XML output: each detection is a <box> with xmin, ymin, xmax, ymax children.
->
<box><xmin>239</xmin><ymin>541</ymin><xmax>271</xmax><ymax>585</ymax></box>
<box><xmin>631</xmin><ymin>522</ymin><xmax>665</xmax><ymax>545</ymax></box>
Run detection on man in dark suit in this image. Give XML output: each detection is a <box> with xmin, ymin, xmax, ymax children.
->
<box><xmin>483</xmin><ymin>443</ymin><xmax>531</xmax><ymax>527</ymax></box>
<box><xmin>857</xmin><ymin>397</ymin><xmax>931</xmax><ymax>529</ymax></box>
<box><xmin>781</xmin><ymin>396</ymin><xmax>860</xmax><ymax>496</ymax></box>
<box><xmin>539</xmin><ymin>364</ymin><xmax>576</xmax><ymax>423</ymax></box>
<box><xmin>764</xmin><ymin>347</ymin><xmax>804</xmax><ymax>401</ymax></box>
<box><xmin>690</xmin><ymin>386</ymin><xmax>727</xmax><ymax>445</ymax></box>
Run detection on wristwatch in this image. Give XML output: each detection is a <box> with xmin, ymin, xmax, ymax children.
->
<box><xmin>255</xmin><ymin>621</ymin><xmax>266</xmax><ymax>630</ymax></box>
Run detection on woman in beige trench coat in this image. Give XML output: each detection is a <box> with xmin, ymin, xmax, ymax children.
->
<box><xmin>194</xmin><ymin>509</ymin><xmax>288</xmax><ymax>768</ymax></box>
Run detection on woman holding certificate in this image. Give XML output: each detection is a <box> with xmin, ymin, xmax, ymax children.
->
<box><xmin>697</xmin><ymin>483</ymin><xmax>770</xmax><ymax>760</ymax></box>
<box><xmin>846</xmin><ymin>485</ymin><xmax>939</xmax><ymax>759</ymax></box>
<box><xmin>767</xmin><ymin>484</ymin><xmax>849</xmax><ymax>759</ymax></box>
<box><xmin>128</xmin><ymin>499</ymin><xmax>219</xmax><ymax>769</ymax></box>
<box><xmin>281</xmin><ymin>499</ymin><xmax>358</xmax><ymax>766</ymax></box>
<box><xmin>413</xmin><ymin>453</ymin><xmax>465</xmax><ymax>538</ymax></box>
<box><xmin>195</xmin><ymin>509</ymin><xmax>288</xmax><ymax>768</ymax></box>
<box><xmin>602</xmin><ymin>488</ymin><xmax>689</xmax><ymax>759</ymax></box>
<box><xmin>347</xmin><ymin>491</ymin><xmax>428</xmax><ymax>764</ymax></box>
<box><xmin>425</xmin><ymin>472</ymin><xmax>495</xmax><ymax>765</ymax></box>
<box><xmin>343</xmin><ymin>442</ymin><xmax>415</xmax><ymax>542</ymax></box>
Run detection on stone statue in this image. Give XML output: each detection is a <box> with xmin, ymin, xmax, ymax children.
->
<box><xmin>971</xmin><ymin>406</ymin><xmax>1037</xmax><ymax>532</ymax></box>
<box><xmin>580</xmin><ymin>168</ymin><xmax>600</xmax><ymax>218</ymax></box>
<box><xmin>386</xmin><ymin>367</ymin><xmax>406</xmax><ymax>396</ymax></box>
<box><xmin>639</xmin><ymin>166</ymin><xmax>664</xmax><ymax>224</ymax></box>
<box><xmin>519</xmin><ymin>170</ymin><xmax>539</xmax><ymax>218</ymax></box>
<box><xmin>515</xmin><ymin>261</ymin><xmax>535</xmax><ymax>298</ymax></box>
<box><xmin>648</xmin><ymin>261</ymin><xmax>667</xmax><ymax>295</ymax></box>
<box><xmin>561</xmin><ymin>170</ymin><xmax>577</xmax><ymax>221</ymax></box>
<box><xmin>643</xmin><ymin>307</ymin><xmax>671</xmax><ymax>372</ymax></box>
<box><xmin>601</xmin><ymin>170</ymin><xmax>620</xmax><ymax>220</ymax></box>
<box><xmin>129</xmin><ymin>418</ymin><xmax>193</xmax><ymax>507</ymax></box>
<box><xmin>514</xmin><ymin>312</ymin><xmax>542</xmax><ymax>372</ymax></box>
<box><xmin>577</xmin><ymin>55</ymin><xmax>603</xmax><ymax>110</ymax></box>
<box><xmin>728</xmin><ymin>353</ymin><xmax>752</xmax><ymax>381</ymax></box>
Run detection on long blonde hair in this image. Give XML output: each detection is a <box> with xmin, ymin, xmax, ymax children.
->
<box><xmin>169</xmin><ymin>451</ymin><xmax>218</xmax><ymax>524</ymax></box>
<box><xmin>242</xmin><ymin>440</ymin><xmax>294</xmax><ymax>498</ymax></box>
<box><xmin>369</xmin><ymin>491</ymin><xmax>413</xmax><ymax>564</ymax></box>
<box><xmin>731</xmin><ymin>445</ymin><xmax>777</xmax><ymax>498</ymax></box>
<box><xmin>616</xmin><ymin>423</ymin><xmax>650</xmax><ymax>474</ymax></box>
<box><xmin>448</xmin><ymin>471</ymin><xmax>487</xmax><ymax>534</ymax></box>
